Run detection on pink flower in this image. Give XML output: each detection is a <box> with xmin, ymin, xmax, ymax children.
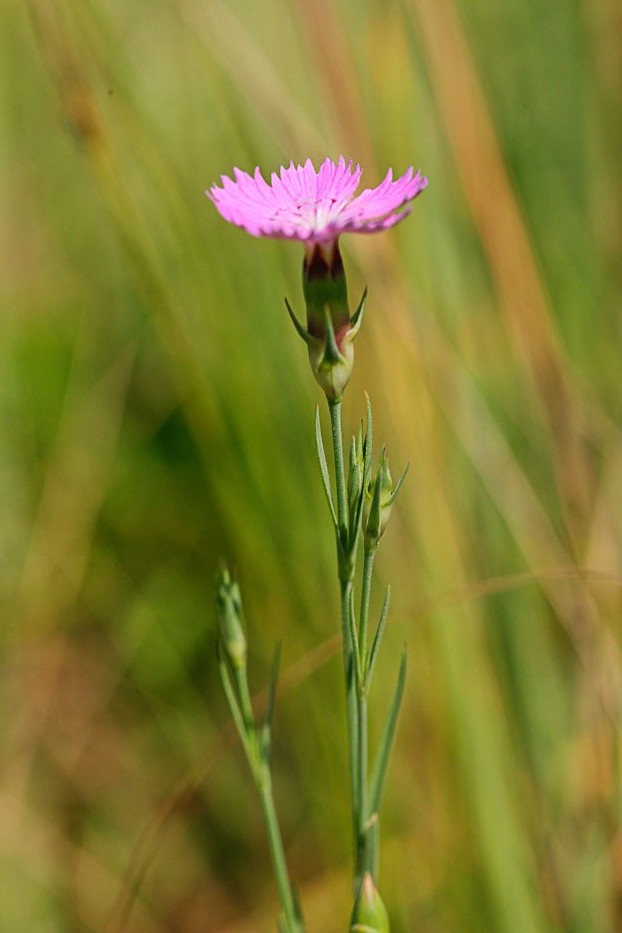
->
<box><xmin>207</xmin><ymin>156</ymin><xmax>428</xmax><ymax>400</ymax></box>
<box><xmin>208</xmin><ymin>156</ymin><xmax>427</xmax><ymax>245</ymax></box>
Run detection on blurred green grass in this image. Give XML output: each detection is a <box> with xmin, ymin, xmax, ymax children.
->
<box><xmin>1</xmin><ymin>0</ymin><xmax>622</xmax><ymax>929</ymax></box>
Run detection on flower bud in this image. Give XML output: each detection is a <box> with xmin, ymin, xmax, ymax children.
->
<box><xmin>349</xmin><ymin>872</ymin><xmax>390</xmax><ymax>932</ymax></box>
<box><xmin>363</xmin><ymin>449</ymin><xmax>395</xmax><ymax>552</ymax></box>
<box><xmin>215</xmin><ymin>569</ymin><xmax>247</xmax><ymax>668</ymax></box>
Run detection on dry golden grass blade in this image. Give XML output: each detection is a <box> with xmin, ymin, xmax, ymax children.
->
<box><xmin>292</xmin><ymin>0</ymin><xmax>375</xmax><ymax>163</ymax></box>
<box><xmin>409</xmin><ymin>0</ymin><xmax>595</xmax><ymax>533</ymax></box>
<box><xmin>406</xmin><ymin>566</ymin><xmax>622</xmax><ymax>622</ymax></box>
<box><xmin>369</xmin><ymin>294</ymin><xmax>621</xmax><ymax>723</ymax></box>
<box><xmin>358</xmin><ymin>291</ymin><xmax>612</xmax><ymax>928</ymax></box>
<box><xmin>26</xmin><ymin>0</ymin><xmax>275</xmax><ymax>562</ymax></box>
<box><xmin>437</xmin><ymin>341</ymin><xmax>622</xmax><ymax>719</ymax></box>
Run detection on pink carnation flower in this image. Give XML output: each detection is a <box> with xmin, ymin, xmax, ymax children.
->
<box><xmin>208</xmin><ymin>156</ymin><xmax>427</xmax><ymax>245</ymax></box>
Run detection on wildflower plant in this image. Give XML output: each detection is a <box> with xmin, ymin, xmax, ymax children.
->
<box><xmin>209</xmin><ymin>156</ymin><xmax>427</xmax><ymax>931</ymax></box>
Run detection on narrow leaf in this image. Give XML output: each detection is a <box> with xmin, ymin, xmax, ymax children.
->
<box><xmin>348</xmin><ymin>435</ymin><xmax>361</xmax><ymax>521</ymax></box>
<box><xmin>350</xmin><ymin>489</ymin><xmax>365</xmax><ymax>552</ymax></box>
<box><xmin>365</xmin><ymin>585</ymin><xmax>391</xmax><ymax>687</ymax></box>
<box><xmin>315</xmin><ymin>406</ymin><xmax>338</xmax><ymax>526</ymax></box>
<box><xmin>349</xmin><ymin>286</ymin><xmax>368</xmax><ymax>337</ymax></box>
<box><xmin>350</xmin><ymin>478</ymin><xmax>366</xmax><ymax>551</ymax></box>
<box><xmin>363</xmin><ymin>392</ymin><xmax>373</xmax><ymax>485</ymax></box>
<box><xmin>284</xmin><ymin>297</ymin><xmax>313</xmax><ymax>345</ymax></box>
<box><xmin>387</xmin><ymin>463</ymin><xmax>410</xmax><ymax>506</ymax></box>
<box><xmin>356</xmin><ymin>420</ymin><xmax>363</xmax><ymax>463</ymax></box>
<box><xmin>369</xmin><ymin>649</ymin><xmax>407</xmax><ymax>815</ymax></box>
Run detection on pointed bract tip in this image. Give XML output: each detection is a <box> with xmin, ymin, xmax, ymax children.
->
<box><xmin>350</xmin><ymin>873</ymin><xmax>390</xmax><ymax>933</ymax></box>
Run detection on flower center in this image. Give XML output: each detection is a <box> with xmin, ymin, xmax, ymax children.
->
<box><xmin>295</xmin><ymin>197</ymin><xmax>350</xmax><ymax>237</ymax></box>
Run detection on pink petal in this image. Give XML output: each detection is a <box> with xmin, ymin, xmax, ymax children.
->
<box><xmin>208</xmin><ymin>157</ymin><xmax>427</xmax><ymax>241</ymax></box>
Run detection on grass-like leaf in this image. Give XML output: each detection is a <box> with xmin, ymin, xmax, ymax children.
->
<box><xmin>387</xmin><ymin>463</ymin><xmax>410</xmax><ymax>506</ymax></box>
<box><xmin>315</xmin><ymin>406</ymin><xmax>338</xmax><ymax>527</ymax></box>
<box><xmin>368</xmin><ymin>649</ymin><xmax>407</xmax><ymax>817</ymax></box>
<box><xmin>365</xmin><ymin>585</ymin><xmax>391</xmax><ymax>688</ymax></box>
<box><xmin>363</xmin><ymin>392</ymin><xmax>373</xmax><ymax>487</ymax></box>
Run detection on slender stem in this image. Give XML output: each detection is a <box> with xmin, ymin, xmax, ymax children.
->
<box><xmin>258</xmin><ymin>774</ymin><xmax>302</xmax><ymax>933</ymax></box>
<box><xmin>327</xmin><ymin>396</ymin><xmax>362</xmax><ymax>889</ymax></box>
<box><xmin>356</xmin><ymin>690</ymin><xmax>369</xmax><ymax>886</ymax></box>
<box><xmin>233</xmin><ymin>666</ymin><xmax>302</xmax><ymax>932</ymax></box>
<box><xmin>342</xmin><ymin>579</ymin><xmax>359</xmax><ymax>846</ymax></box>
<box><xmin>354</xmin><ymin>548</ymin><xmax>376</xmax><ymax>888</ymax></box>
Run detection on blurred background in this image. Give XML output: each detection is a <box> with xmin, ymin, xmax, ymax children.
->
<box><xmin>1</xmin><ymin>0</ymin><xmax>622</xmax><ymax>929</ymax></box>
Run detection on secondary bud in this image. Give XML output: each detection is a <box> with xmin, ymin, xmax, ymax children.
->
<box><xmin>349</xmin><ymin>872</ymin><xmax>390</xmax><ymax>932</ymax></box>
<box><xmin>215</xmin><ymin>568</ymin><xmax>247</xmax><ymax>668</ymax></box>
<box><xmin>363</xmin><ymin>450</ymin><xmax>408</xmax><ymax>552</ymax></box>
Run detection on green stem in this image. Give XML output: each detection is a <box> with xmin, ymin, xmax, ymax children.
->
<box><xmin>356</xmin><ymin>690</ymin><xmax>369</xmax><ymax>887</ymax></box>
<box><xmin>355</xmin><ymin>548</ymin><xmax>376</xmax><ymax>887</ymax></box>
<box><xmin>342</xmin><ymin>579</ymin><xmax>359</xmax><ymax>849</ymax></box>
<box><xmin>233</xmin><ymin>667</ymin><xmax>302</xmax><ymax>932</ymax></box>
<box><xmin>258</xmin><ymin>774</ymin><xmax>302</xmax><ymax>933</ymax></box>
<box><xmin>328</xmin><ymin>396</ymin><xmax>361</xmax><ymax>886</ymax></box>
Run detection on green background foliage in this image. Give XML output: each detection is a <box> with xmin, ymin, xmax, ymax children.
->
<box><xmin>1</xmin><ymin>0</ymin><xmax>621</xmax><ymax>929</ymax></box>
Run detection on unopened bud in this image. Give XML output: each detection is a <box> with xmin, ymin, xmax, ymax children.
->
<box><xmin>215</xmin><ymin>568</ymin><xmax>247</xmax><ymax>668</ymax></box>
<box><xmin>350</xmin><ymin>872</ymin><xmax>390</xmax><ymax>932</ymax></box>
<box><xmin>363</xmin><ymin>450</ymin><xmax>395</xmax><ymax>552</ymax></box>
